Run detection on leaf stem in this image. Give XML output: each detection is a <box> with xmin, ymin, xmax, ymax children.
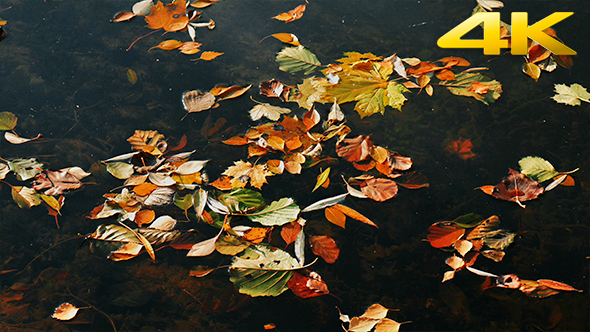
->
<box><xmin>126</xmin><ymin>29</ymin><xmax>162</xmax><ymax>52</ymax></box>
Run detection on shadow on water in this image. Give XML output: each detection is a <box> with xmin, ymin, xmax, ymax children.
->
<box><xmin>0</xmin><ymin>0</ymin><xmax>588</xmax><ymax>331</ymax></box>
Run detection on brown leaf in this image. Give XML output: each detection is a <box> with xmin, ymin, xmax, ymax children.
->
<box><xmin>445</xmin><ymin>137</ymin><xmax>475</xmax><ymax>160</ymax></box>
<box><xmin>148</xmin><ymin>39</ymin><xmax>183</xmax><ymax>51</ymax></box>
<box><xmin>360</xmin><ymin>178</ymin><xmax>398</xmax><ymax>202</ymax></box>
<box><xmin>260</xmin><ymin>79</ymin><xmax>286</xmax><ymax>100</ymax></box>
<box><xmin>310</xmin><ymin>235</ymin><xmax>340</xmax><ymax>263</ymax></box>
<box><xmin>51</xmin><ymin>302</ymin><xmax>80</xmax><ymax>321</ymax></box>
<box><xmin>222</xmin><ymin>135</ymin><xmax>250</xmax><ymax>145</ymax></box>
<box><xmin>281</xmin><ymin>220</ymin><xmax>302</xmax><ymax>245</ymax></box>
<box><xmin>134</xmin><ymin>209</ymin><xmax>156</xmax><ymax>227</ymax></box>
<box><xmin>216</xmin><ymin>85</ymin><xmax>252</xmax><ymax>101</ymax></box>
<box><xmin>182</xmin><ymin>90</ymin><xmax>216</xmax><ymax>114</ymax></box>
<box><xmin>482</xmin><ymin>169</ymin><xmax>544</xmax><ymax>208</ymax></box>
<box><xmin>302</xmin><ymin>106</ymin><xmax>320</xmax><ymax>132</ymax></box>
<box><xmin>112</xmin><ymin>11</ymin><xmax>135</xmax><ymax>22</ymax></box>
<box><xmin>32</xmin><ymin>170</ymin><xmax>83</xmax><ymax>196</ymax></box>
<box><xmin>427</xmin><ymin>221</ymin><xmax>466</xmax><ymax>248</ymax></box>
<box><xmin>336</xmin><ymin>135</ymin><xmax>373</xmax><ymax>162</ymax></box>
<box><xmin>394</xmin><ymin>172</ymin><xmax>429</xmax><ymax>189</ymax></box>
<box><xmin>537</xmin><ymin>279</ymin><xmax>581</xmax><ymax>292</ymax></box>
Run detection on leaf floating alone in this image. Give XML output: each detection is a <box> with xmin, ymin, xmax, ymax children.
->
<box><xmin>272</xmin><ymin>4</ymin><xmax>306</xmax><ymax>23</ymax></box>
<box><xmin>199</xmin><ymin>51</ymin><xmax>224</xmax><ymax>61</ymax></box>
<box><xmin>52</xmin><ymin>302</ymin><xmax>82</xmax><ymax>321</ymax></box>
<box><xmin>0</xmin><ymin>111</ymin><xmax>17</xmax><ymax>130</ymax></box>
<box><xmin>182</xmin><ymin>90</ymin><xmax>216</xmax><ymax>118</ymax></box>
<box><xmin>127</xmin><ymin>68</ymin><xmax>138</xmax><ymax>84</ymax></box>
<box><xmin>445</xmin><ymin>137</ymin><xmax>475</xmax><ymax>160</ymax></box>
<box><xmin>112</xmin><ymin>11</ymin><xmax>136</xmax><ymax>22</ymax></box>
<box><xmin>551</xmin><ymin>83</ymin><xmax>590</xmax><ymax>106</ymax></box>
<box><xmin>4</xmin><ymin>132</ymin><xmax>41</xmax><ymax>144</ymax></box>
<box><xmin>276</xmin><ymin>46</ymin><xmax>322</xmax><ymax>75</ymax></box>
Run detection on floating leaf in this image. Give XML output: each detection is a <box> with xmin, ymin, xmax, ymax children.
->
<box><xmin>336</xmin><ymin>135</ymin><xmax>373</xmax><ymax>162</ymax></box>
<box><xmin>333</xmin><ymin>204</ymin><xmax>377</xmax><ymax>228</ymax></box>
<box><xmin>272</xmin><ymin>4</ymin><xmax>306</xmax><ymax>23</ymax></box>
<box><xmin>312</xmin><ymin>168</ymin><xmax>330</xmax><ymax>192</ymax></box>
<box><xmin>51</xmin><ymin>302</ymin><xmax>81</xmax><ymax>321</ymax></box>
<box><xmin>182</xmin><ymin>90</ymin><xmax>216</xmax><ymax>115</ymax></box>
<box><xmin>148</xmin><ymin>39</ymin><xmax>183</xmax><ymax>51</ymax></box>
<box><xmin>8</xmin><ymin>158</ymin><xmax>43</xmax><ymax>181</ymax></box>
<box><xmin>478</xmin><ymin>169</ymin><xmax>544</xmax><ymax>208</ymax></box>
<box><xmin>445</xmin><ymin>137</ymin><xmax>475</xmax><ymax>160</ymax></box>
<box><xmin>518</xmin><ymin>156</ymin><xmax>560</xmax><ymax>182</ymax></box>
<box><xmin>249</xmin><ymin>103</ymin><xmax>291</xmax><ymax>121</ymax></box>
<box><xmin>199</xmin><ymin>51</ymin><xmax>224</xmax><ymax>61</ymax></box>
<box><xmin>4</xmin><ymin>132</ymin><xmax>41</xmax><ymax>144</ymax></box>
<box><xmin>522</xmin><ymin>62</ymin><xmax>541</xmax><ymax>81</ymax></box>
<box><xmin>267</xmin><ymin>33</ymin><xmax>300</xmax><ymax>46</ymax></box>
<box><xmin>361</xmin><ymin>178</ymin><xmax>398</xmax><ymax>202</ymax></box>
<box><xmin>301</xmin><ymin>193</ymin><xmax>348</xmax><ymax>212</ymax></box>
<box><xmin>310</xmin><ymin>235</ymin><xmax>340</xmax><ymax>263</ymax></box>
<box><xmin>276</xmin><ymin>46</ymin><xmax>321</xmax><ymax>75</ymax></box>
<box><xmin>32</xmin><ymin>170</ymin><xmax>83</xmax><ymax>196</ymax></box>
<box><xmin>112</xmin><ymin>11</ymin><xmax>135</xmax><ymax>22</ymax></box>
<box><xmin>245</xmin><ymin>198</ymin><xmax>300</xmax><ymax>226</ymax></box>
<box><xmin>229</xmin><ymin>244</ymin><xmax>299</xmax><ymax>297</ymax></box>
<box><xmin>281</xmin><ymin>220</ymin><xmax>302</xmax><ymax>246</ymax></box>
<box><xmin>145</xmin><ymin>0</ymin><xmax>189</xmax><ymax>32</ymax></box>
<box><xmin>287</xmin><ymin>270</ymin><xmax>329</xmax><ymax>299</ymax></box>
<box><xmin>0</xmin><ymin>112</ymin><xmax>18</xmax><ymax>130</ymax></box>
<box><xmin>551</xmin><ymin>83</ymin><xmax>590</xmax><ymax>106</ymax></box>
<box><xmin>12</xmin><ymin>186</ymin><xmax>42</xmax><ymax>209</ymax></box>
<box><xmin>127</xmin><ymin>68</ymin><xmax>138</xmax><ymax>84</ymax></box>
<box><xmin>439</xmin><ymin>71</ymin><xmax>501</xmax><ymax>105</ymax></box>
<box><xmin>427</xmin><ymin>221</ymin><xmax>465</xmax><ymax>248</ymax></box>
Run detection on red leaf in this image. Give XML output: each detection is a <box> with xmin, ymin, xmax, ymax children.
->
<box><xmin>445</xmin><ymin>137</ymin><xmax>475</xmax><ymax>160</ymax></box>
<box><xmin>169</xmin><ymin>135</ymin><xmax>188</xmax><ymax>151</ymax></box>
<box><xmin>427</xmin><ymin>221</ymin><xmax>465</xmax><ymax>248</ymax></box>
<box><xmin>287</xmin><ymin>270</ymin><xmax>329</xmax><ymax>298</ymax></box>
<box><xmin>259</xmin><ymin>79</ymin><xmax>286</xmax><ymax>100</ymax></box>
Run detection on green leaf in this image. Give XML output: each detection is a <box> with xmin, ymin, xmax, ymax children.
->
<box><xmin>276</xmin><ymin>46</ymin><xmax>322</xmax><ymax>75</ymax></box>
<box><xmin>7</xmin><ymin>158</ymin><xmax>43</xmax><ymax>181</ymax></box>
<box><xmin>245</xmin><ymin>197</ymin><xmax>300</xmax><ymax>226</ymax></box>
<box><xmin>229</xmin><ymin>244</ymin><xmax>299</xmax><ymax>297</ymax></box>
<box><xmin>551</xmin><ymin>83</ymin><xmax>590</xmax><ymax>106</ymax></box>
<box><xmin>312</xmin><ymin>168</ymin><xmax>330</xmax><ymax>192</ymax></box>
<box><xmin>219</xmin><ymin>188</ymin><xmax>265</xmax><ymax>213</ymax></box>
<box><xmin>174</xmin><ymin>192</ymin><xmax>194</xmax><ymax>219</ymax></box>
<box><xmin>518</xmin><ymin>156</ymin><xmax>559</xmax><ymax>182</ymax></box>
<box><xmin>384</xmin><ymin>82</ymin><xmax>409</xmax><ymax>111</ymax></box>
<box><xmin>0</xmin><ymin>111</ymin><xmax>17</xmax><ymax>130</ymax></box>
<box><xmin>105</xmin><ymin>162</ymin><xmax>135</xmax><ymax>179</ymax></box>
<box><xmin>439</xmin><ymin>72</ymin><xmax>502</xmax><ymax>105</ymax></box>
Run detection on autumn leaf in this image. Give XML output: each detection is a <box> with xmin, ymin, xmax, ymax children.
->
<box><xmin>478</xmin><ymin>169</ymin><xmax>544</xmax><ymax>208</ymax></box>
<box><xmin>276</xmin><ymin>46</ymin><xmax>322</xmax><ymax>75</ymax></box>
<box><xmin>5</xmin><ymin>132</ymin><xmax>41</xmax><ymax>144</ymax></box>
<box><xmin>181</xmin><ymin>90</ymin><xmax>216</xmax><ymax>118</ymax></box>
<box><xmin>259</xmin><ymin>79</ymin><xmax>288</xmax><ymax>100</ymax></box>
<box><xmin>310</xmin><ymin>235</ymin><xmax>340</xmax><ymax>263</ymax></box>
<box><xmin>312</xmin><ymin>168</ymin><xmax>330</xmax><ymax>192</ymax></box>
<box><xmin>439</xmin><ymin>71</ymin><xmax>502</xmax><ymax>105</ymax></box>
<box><xmin>112</xmin><ymin>11</ymin><xmax>136</xmax><ymax>22</ymax></box>
<box><xmin>522</xmin><ymin>62</ymin><xmax>541</xmax><ymax>81</ymax></box>
<box><xmin>427</xmin><ymin>221</ymin><xmax>465</xmax><ymax>248</ymax></box>
<box><xmin>281</xmin><ymin>220</ymin><xmax>302</xmax><ymax>245</ymax></box>
<box><xmin>302</xmin><ymin>106</ymin><xmax>320</xmax><ymax>131</ymax></box>
<box><xmin>145</xmin><ymin>0</ymin><xmax>189</xmax><ymax>32</ymax></box>
<box><xmin>52</xmin><ymin>303</ymin><xmax>83</xmax><ymax>321</ymax></box>
<box><xmin>551</xmin><ymin>83</ymin><xmax>590</xmax><ymax>106</ymax></box>
<box><xmin>477</xmin><ymin>0</ymin><xmax>504</xmax><ymax>11</ymax></box>
<box><xmin>325</xmin><ymin>205</ymin><xmax>346</xmax><ymax>228</ymax></box>
<box><xmin>249</xmin><ymin>102</ymin><xmax>291</xmax><ymax>121</ymax></box>
<box><xmin>445</xmin><ymin>137</ymin><xmax>475</xmax><ymax>160</ymax></box>
<box><xmin>32</xmin><ymin>170</ymin><xmax>84</xmax><ymax>196</ymax></box>
<box><xmin>148</xmin><ymin>39</ymin><xmax>183</xmax><ymax>51</ymax></box>
<box><xmin>333</xmin><ymin>204</ymin><xmax>377</xmax><ymax>228</ymax></box>
<box><xmin>272</xmin><ymin>4</ymin><xmax>306</xmax><ymax>23</ymax></box>
<box><xmin>360</xmin><ymin>178</ymin><xmax>399</xmax><ymax>202</ymax></box>
<box><xmin>223</xmin><ymin>160</ymin><xmax>274</xmax><ymax>189</ymax></box>
<box><xmin>287</xmin><ymin>270</ymin><xmax>330</xmax><ymax>299</ymax></box>
<box><xmin>199</xmin><ymin>51</ymin><xmax>224</xmax><ymax>61</ymax></box>
<box><xmin>0</xmin><ymin>111</ymin><xmax>17</xmax><ymax>130</ymax></box>
<box><xmin>336</xmin><ymin>135</ymin><xmax>373</xmax><ymax>162</ymax></box>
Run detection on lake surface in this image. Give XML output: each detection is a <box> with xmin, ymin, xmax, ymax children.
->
<box><xmin>0</xmin><ymin>1</ymin><xmax>588</xmax><ymax>331</ymax></box>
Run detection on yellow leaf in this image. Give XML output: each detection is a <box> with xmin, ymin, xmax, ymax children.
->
<box><xmin>312</xmin><ymin>168</ymin><xmax>330</xmax><ymax>192</ymax></box>
<box><xmin>325</xmin><ymin>206</ymin><xmax>346</xmax><ymax>228</ymax></box>
<box><xmin>523</xmin><ymin>62</ymin><xmax>541</xmax><ymax>81</ymax></box>
<box><xmin>148</xmin><ymin>39</ymin><xmax>183</xmax><ymax>51</ymax></box>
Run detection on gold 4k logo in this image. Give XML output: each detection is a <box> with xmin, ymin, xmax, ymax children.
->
<box><xmin>438</xmin><ymin>12</ymin><xmax>576</xmax><ymax>55</ymax></box>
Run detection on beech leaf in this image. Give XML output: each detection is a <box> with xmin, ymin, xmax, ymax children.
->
<box><xmin>276</xmin><ymin>46</ymin><xmax>322</xmax><ymax>75</ymax></box>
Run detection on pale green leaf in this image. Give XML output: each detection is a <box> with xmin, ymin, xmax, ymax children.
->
<box><xmin>518</xmin><ymin>156</ymin><xmax>559</xmax><ymax>182</ymax></box>
<box><xmin>7</xmin><ymin>158</ymin><xmax>43</xmax><ymax>181</ymax></box>
<box><xmin>229</xmin><ymin>244</ymin><xmax>299</xmax><ymax>297</ymax></box>
<box><xmin>551</xmin><ymin>83</ymin><xmax>590</xmax><ymax>106</ymax></box>
<box><xmin>276</xmin><ymin>46</ymin><xmax>322</xmax><ymax>75</ymax></box>
<box><xmin>245</xmin><ymin>197</ymin><xmax>300</xmax><ymax>226</ymax></box>
<box><xmin>105</xmin><ymin>162</ymin><xmax>135</xmax><ymax>179</ymax></box>
<box><xmin>11</xmin><ymin>186</ymin><xmax>42</xmax><ymax>209</ymax></box>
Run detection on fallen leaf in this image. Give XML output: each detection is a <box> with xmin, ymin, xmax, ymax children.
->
<box><xmin>265</xmin><ymin>33</ymin><xmax>300</xmax><ymax>46</ymax></box>
<box><xmin>287</xmin><ymin>270</ymin><xmax>330</xmax><ymax>298</ymax></box>
<box><xmin>32</xmin><ymin>170</ymin><xmax>83</xmax><ymax>196</ymax></box>
<box><xmin>281</xmin><ymin>220</ymin><xmax>302</xmax><ymax>245</ymax></box>
<box><xmin>272</xmin><ymin>4</ymin><xmax>306</xmax><ymax>23</ymax></box>
<box><xmin>112</xmin><ymin>11</ymin><xmax>135</xmax><ymax>22</ymax></box>
<box><xmin>259</xmin><ymin>79</ymin><xmax>287</xmax><ymax>100</ymax></box>
<box><xmin>479</xmin><ymin>169</ymin><xmax>544</xmax><ymax>208</ymax></box>
<box><xmin>522</xmin><ymin>62</ymin><xmax>541</xmax><ymax>81</ymax></box>
<box><xmin>325</xmin><ymin>205</ymin><xmax>346</xmax><ymax>228</ymax></box>
<box><xmin>0</xmin><ymin>111</ymin><xmax>17</xmax><ymax>130</ymax></box>
<box><xmin>127</xmin><ymin>68</ymin><xmax>138</xmax><ymax>84</ymax></box>
<box><xmin>199</xmin><ymin>51</ymin><xmax>224</xmax><ymax>61</ymax></box>
<box><xmin>551</xmin><ymin>83</ymin><xmax>590</xmax><ymax>106</ymax></box>
<box><xmin>249</xmin><ymin>103</ymin><xmax>291</xmax><ymax>121</ymax></box>
<box><xmin>312</xmin><ymin>168</ymin><xmax>330</xmax><ymax>192</ymax></box>
<box><xmin>445</xmin><ymin>137</ymin><xmax>475</xmax><ymax>160</ymax></box>
<box><xmin>4</xmin><ymin>132</ymin><xmax>41</xmax><ymax>144</ymax></box>
<box><xmin>360</xmin><ymin>178</ymin><xmax>398</xmax><ymax>202</ymax></box>
<box><xmin>427</xmin><ymin>221</ymin><xmax>465</xmax><ymax>248</ymax></box>
<box><xmin>336</xmin><ymin>135</ymin><xmax>373</xmax><ymax>162</ymax></box>
<box><xmin>182</xmin><ymin>90</ymin><xmax>216</xmax><ymax>115</ymax></box>
<box><xmin>477</xmin><ymin>0</ymin><xmax>504</xmax><ymax>11</ymax></box>
<box><xmin>145</xmin><ymin>0</ymin><xmax>189</xmax><ymax>32</ymax></box>
<box><xmin>276</xmin><ymin>46</ymin><xmax>321</xmax><ymax>75</ymax></box>
<box><xmin>51</xmin><ymin>302</ymin><xmax>81</xmax><ymax>321</ymax></box>
<box><xmin>310</xmin><ymin>235</ymin><xmax>340</xmax><ymax>263</ymax></box>
<box><xmin>333</xmin><ymin>204</ymin><xmax>377</xmax><ymax>228</ymax></box>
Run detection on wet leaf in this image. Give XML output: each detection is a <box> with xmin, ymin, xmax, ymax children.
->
<box><xmin>427</xmin><ymin>221</ymin><xmax>465</xmax><ymax>248</ymax></box>
<box><xmin>394</xmin><ymin>172</ymin><xmax>429</xmax><ymax>189</ymax></box>
<box><xmin>187</xmin><ymin>228</ymin><xmax>223</xmax><ymax>257</ymax></box>
<box><xmin>537</xmin><ymin>279</ymin><xmax>581</xmax><ymax>292</ymax></box>
<box><xmin>287</xmin><ymin>270</ymin><xmax>330</xmax><ymax>298</ymax></box>
<box><xmin>301</xmin><ymin>193</ymin><xmax>348</xmax><ymax>212</ymax></box>
<box><xmin>249</xmin><ymin>103</ymin><xmax>291</xmax><ymax>121</ymax></box>
<box><xmin>445</xmin><ymin>137</ymin><xmax>475</xmax><ymax>160</ymax></box>
<box><xmin>439</xmin><ymin>71</ymin><xmax>501</xmax><ymax>105</ymax></box>
<box><xmin>361</xmin><ymin>178</ymin><xmax>398</xmax><ymax>202</ymax></box>
<box><xmin>12</xmin><ymin>186</ymin><xmax>42</xmax><ymax>209</ymax></box>
<box><xmin>148</xmin><ymin>39</ymin><xmax>183</xmax><ymax>51</ymax></box>
<box><xmin>189</xmin><ymin>265</ymin><xmax>216</xmax><ymax>277</ymax></box>
<box><xmin>145</xmin><ymin>0</ymin><xmax>189</xmax><ymax>32</ymax></box>
<box><xmin>216</xmin><ymin>234</ymin><xmax>249</xmax><ymax>255</ymax></box>
<box><xmin>32</xmin><ymin>169</ymin><xmax>83</xmax><ymax>196</ymax></box>
<box><xmin>518</xmin><ymin>156</ymin><xmax>560</xmax><ymax>182</ymax></box>
<box><xmin>551</xmin><ymin>83</ymin><xmax>590</xmax><ymax>106</ymax></box>
<box><xmin>127</xmin><ymin>68</ymin><xmax>138</xmax><ymax>84</ymax></box>
<box><xmin>112</xmin><ymin>11</ymin><xmax>136</xmax><ymax>22</ymax></box>
<box><xmin>8</xmin><ymin>158</ymin><xmax>43</xmax><ymax>181</ymax></box>
<box><xmin>132</xmin><ymin>0</ymin><xmax>153</xmax><ymax>16</ymax></box>
<box><xmin>0</xmin><ymin>112</ymin><xmax>18</xmax><ymax>130</ymax></box>
<box><xmin>310</xmin><ymin>235</ymin><xmax>339</xmax><ymax>263</ymax></box>
<box><xmin>182</xmin><ymin>90</ymin><xmax>216</xmax><ymax>115</ymax></box>
<box><xmin>134</xmin><ymin>209</ymin><xmax>156</xmax><ymax>227</ymax></box>
<box><xmin>522</xmin><ymin>62</ymin><xmax>541</xmax><ymax>81</ymax></box>
<box><xmin>105</xmin><ymin>162</ymin><xmax>135</xmax><ymax>179</ymax></box>
<box><xmin>272</xmin><ymin>4</ymin><xmax>306</xmax><ymax>23</ymax></box>
<box><xmin>229</xmin><ymin>244</ymin><xmax>299</xmax><ymax>297</ymax></box>
<box><xmin>333</xmin><ymin>204</ymin><xmax>377</xmax><ymax>228</ymax></box>
<box><xmin>312</xmin><ymin>168</ymin><xmax>330</xmax><ymax>192</ymax></box>
<box><xmin>325</xmin><ymin>205</ymin><xmax>346</xmax><ymax>228</ymax></box>
<box><xmin>51</xmin><ymin>302</ymin><xmax>81</xmax><ymax>321</ymax></box>
<box><xmin>245</xmin><ymin>197</ymin><xmax>300</xmax><ymax>226</ymax></box>
<box><xmin>336</xmin><ymin>135</ymin><xmax>373</xmax><ymax>162</ymax></box>
<box><xmin>477</xmin><ymin>0</ymin><xmax>504</xmax><ymax>11</ymax></box>
<box><xmin>276</xmin><ymin>46</ymin><xmax>321</xmax><ymax>75</ymax></box>
<box><xmin>4</xmin><ymin>132</ymin><xmax>41</xmax><ymax>144</ymax></box>
<box><xmin>478</xmin><ymin>169</ymin><xmax>544</xmax><ymax>208</ymax></box>
<box><xmin>269</xmin><ymin>33</ymin><xmax>300</xmax><ymax>46</ymax></box>
<box><xmin>199</xmin><ymin>51</ymin><xmax>224</xmax><ymax>61</ymax></box>
<box><xmin>0</xmin><ymin>163</ymin><xmax>10</xmax><ymax>180</ymax></box>
<box><xmin>281</xmin><ymin>220</ymin><xmax>302</xmax><ymax>245</ymax></box>
<box><xmin>302</xmin><ymin>106</ymin><xmax>320</xmax><ymax>131</ymax></box>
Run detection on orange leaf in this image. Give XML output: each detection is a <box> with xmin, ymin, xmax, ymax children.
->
<box><xmin>222</xmin><ymin>135</ymin><xmax>250</xmax><ymax>145</ymax></box>
<box><xmin>269</xmin><ymin>33</ymin><xmax>300</xmax><ymax>46</ymax></box>
<box><xmin>302</xmin><ymin>107</ymin><xmax>320</xmax><ymax>132</ymax></box>
<box><xmin>169</xmin><ymin>135</ymin><xmax>188</xmax><ymax>151</ymax></box>
<box><xmin>445</xmin><ymin>137</ymin><xmax>475</xmax><ymax>160</ymax></box>
<box><xmin>325</xmin><ymin>205</ymin><xmax>346</xmax><ymax>228</ymax></box>
<box><xmin>333</xmin><ymin>204</ymin><xmax>377</xmax><ymax>228</ymax></box>
<box><xmin>468</xmin><ymin>82</ymin><xmax>490</xmax><ymax>95</ymax></box>
<box><xmin>310</xmin><ymin>235</ymin><xmax>340</xmax><ymax>264</ymax></box>
<box><xmin>336</xmin><ymin>135</ymin><xmax>373</xmax><ymax>162</ymax></box>
<box><xmin>272</xmin><ymin>4</ymin><xmax>306</xmax><ymax>23</ymax></box>
<box><xmin>427</xmin><ymin>221</ymin><xmax>465</xmax><ymax>248</ymax></box>
<box><xmin>260</xmin><ymin>79</ymin><xmax>286</xmax><ymax>100</ymax></box>
<box><xmin>242</xmin><ymin>227</ymin><xmax>270</xmax><ymax>244</ymax></box>
<box><xmin>135</xmin><ymin>209</ymin><xmax>156</xmax><ymax>227</ymax></box>
<box><xmin>199</xmin><ymin>51</ymin><xmax>224</xmax><ymax>61</ymax></box>
<box><xmin>537</xmin><ymin>279</ymin><xmax>581</xmax><ymax>292</ymax></box>
<box><xmin>353</xmin><ymin>160</ymin><xmax>375</xmax><ymax>172</ymax></box>
<box><xmin>436</xmin><ymin>69</ymin><xmax>455</xmax><ymax>81</ymax></box>
<box><xmin>287</xmin><ymin>270</ymin><xmax>329</xmax><ymax>298</ymax></box>
<box><xmin>394</xmin><ymin>172</ymin><xmax>430</xmax><ymax>189</ymax></box>
<box><xmin>112</xmin><ymin>11</ymin><xmax>135</xmax><ymax>22</ymax></box>
<box><xmin>285</xmin><ymin>136</ymin><xmax>302</xmax><ymax>151</ymax></box>
<box><xmin>281</xmin><ymin>221</ymin><xmax>302</xmax><ymax>245</ymax></box>
<box><xmin>478</xmin><ymin>185</ymin><xmax>495</xmax><ymax>195</ymax></box>
<box><xmin>133</xmin><ymin>183</ymin><xmax>159</xmax><ymax>196</ymax></box>
<box><xmin>437</xmin><ymin>56</ymin><xmax>470</xmax><ymax>67</ymax></box>
<box><xmin>145</xmin><ymin>0</ymin><xmax>189</xmax><ymax>32</ymax></box>
<box><xmin>210</xmin><ymin>175</ymin><xmax>234</xmax><ymax>190</ymax></box>
<box><xmin>360</xmin><ymin>178</ymin><xmax>398</xmax><ymax>202</ymax></box>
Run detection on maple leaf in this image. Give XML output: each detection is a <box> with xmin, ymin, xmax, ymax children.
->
<box><xmin>551</xmin><ymin>83</ymin><xmax>590</xmax><ymax>106</ymax></box>
<box><xmin>294</xmin><ymin>77</ymin><xmax>329</xmax><ymax>110</ymax></box>
<box><xmin>222</xmin><ymin>161</ymin><xmax>273</xmax><ymax>189</ymax></box>
<box><xmin>145</xmin><ymin>0</ymin><xmax>189</xmax><ymax>32</ymax></box>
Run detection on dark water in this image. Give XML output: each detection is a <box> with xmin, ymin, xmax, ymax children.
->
<box><xmin>0</xmin><ymin>0</ymin><xmax>588</xmax><ymax>331</ymax></box>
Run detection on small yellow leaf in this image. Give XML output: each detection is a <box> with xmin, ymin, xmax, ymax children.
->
<box><xmin>312</xmin><ymin>168</ymin><xmax>330</xmax><ymax>192</ymax></box>
<box><xmin>148</xmin><ymin>40</ymin><xmax>183</xmax><ymax>52</ymax></box>
<box><xmin>523</xmin><ymin>62</ymin><xmax>541</xmax><ymax>81</ymax></box>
